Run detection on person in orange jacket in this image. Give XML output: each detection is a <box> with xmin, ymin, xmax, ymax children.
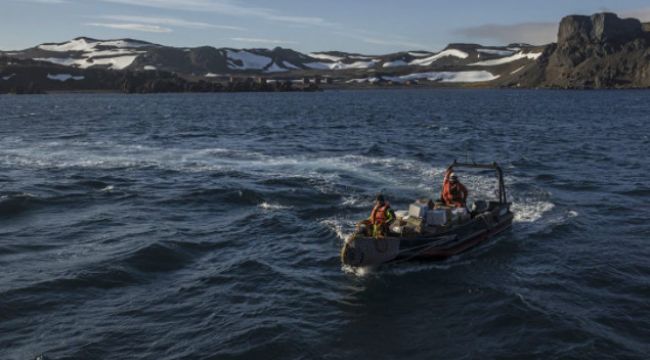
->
<box><xmin>441</xmin><ymin>167</ymin><xmax>468</xmax><ymax>208</ymax></box>
<box><xmin>368</xmin><ymin>194</ymin><xmax>395</xmax><ymax>237</ymax></box>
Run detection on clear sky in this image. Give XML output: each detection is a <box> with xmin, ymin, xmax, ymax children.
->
<box><xmin>1</xmin><ymin>0</ymin><xmax>649</xmax><ymax>53</ymax></box>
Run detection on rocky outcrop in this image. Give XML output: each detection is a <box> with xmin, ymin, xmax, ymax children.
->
<box><xmin>515</xmin><ymin>12</ymin><xmax>650</xmax><ymax>88</ymax></box>
<box><xmin>557</xmin><ymin>13</ymin><xmax>643</xmax><ymax>45</ymax></box>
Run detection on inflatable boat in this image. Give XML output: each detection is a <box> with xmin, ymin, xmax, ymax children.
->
<box><xmin>341</xmin><ymin>162</ymin><xmax>514</xmax><ymax>267</ymax></box>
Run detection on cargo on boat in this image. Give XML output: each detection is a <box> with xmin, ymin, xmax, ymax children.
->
<box><xmin>341</xmin><ymin>161</ymin><xmax>514</xmax><ymax>267</ymax></box>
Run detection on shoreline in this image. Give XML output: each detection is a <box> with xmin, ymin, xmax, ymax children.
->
<box><xmin>2</xmin><ymin>85</ymin><xmax>650</xmax><ymax>95</ymax></box>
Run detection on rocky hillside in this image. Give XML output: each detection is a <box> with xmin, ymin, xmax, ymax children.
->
<box><xmin>0</xmin><ymin>56</ymin><xmax>319</xmax><ymax>94</ymax></box>
<box><xmin>1</xmin><ymin>12</ymin><xmax>649</xmax><ymax>92</ymax></box>
<box><xmin>2</xmin><ymin>36</ymin><xmax>540</xmax><ymax>76</ymax></box>
<box><xmin>0</xmin><ymin>36</ymin><xmax>544</xmax><ymax>90</ymax></box>
<box><xmin>506</xmin><ymin>13</ymin><xmax>650</xmax><ymax>88</ymax></box>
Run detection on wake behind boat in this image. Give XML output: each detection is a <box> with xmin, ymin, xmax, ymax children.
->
<box><xmin>341</xmin><ymin>161</ymin><xmax>514</xmax><ymax>267</ymax></box>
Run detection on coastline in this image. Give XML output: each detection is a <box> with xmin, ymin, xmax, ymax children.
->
<box><xmin>3</xmin><ymin>83</ymin><xmax>650</xmax><ymax>95</ymax></box>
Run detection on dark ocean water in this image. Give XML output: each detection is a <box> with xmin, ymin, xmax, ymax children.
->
<box><xmin>0</xmin><ymin>90</ymin><xmax>649</xmax><ymax>360</ymax></box>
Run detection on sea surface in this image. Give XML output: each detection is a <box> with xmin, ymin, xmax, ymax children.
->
<box><xmin>0</xmin><ymin>90</ymin><xmax>649</xmax><ymax>360</ymax></box>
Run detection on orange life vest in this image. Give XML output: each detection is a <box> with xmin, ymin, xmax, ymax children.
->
<box><xmin>370</xmin><ymin>203</ymin><xmax>391</xmax><ymax>225</ymax></box>
<box><xmin>442</xmin><ymin>181</ymin><xmax>467</xmax><ymax>207</ymax></box>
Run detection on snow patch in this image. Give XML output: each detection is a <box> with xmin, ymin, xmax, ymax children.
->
<box><xmin>205</xmin><ymin>73</ymin><xmax>219</xmax><ymax>77</ymax></box>
<box><xmin>82</xmin><ymin>49</ymin><xmax>143</xmax><ymax>58</ymax></box>
<box><xmin>309</xmin><ymin>52</ymin><xmax>344</xmax><ymax>62</ymax></box>
<box><xmin>84</xmin><ymin>55</ymin><xmax>138</xmax><ymax>70</ymax></box>
<box><xmin>510</xmin><ymin>66</ymin><xmax>525</xmax><ymax>75</ymax></box>
<box><xmin>352</xmin><ymin>71</ymin><xmax>499</xmax><ymax>84</ymax></box>
<box><xmin>382</xmin><ymin>60</ymin><xmax>408</xmax><ymax>68</ymax></box>
<box><xmin>347</xmin><ymin>55</ymin><xmax>374</xmax><ymax>60</ymax></box>
<box><xmin>38</xmin><ymin>38</ymin><xmax>94</xmax><ymax>52</ymax></box>
<box><xmin>35</xmin><ymin>52</ymin><xmax>139</xmax><ymax>70</ymax></box>
<box><xmin>35</xmin><ymin>57</ymin><xmax>79</xmax><ymax>67</ymax></box>
<box><xmin>226</xmin><ymin>50</ymin><xmax>272</xmax><ymax>70</ymax></box>
<box><xmin>470</xmin><ymin>52</ymin><xmax>542</xmax><ymax>66</ymax></box>
<box><xmin>335</xmin><ymin>60</ymin><xmax>378</xmax><ymax>69</ymax></box>
<box><xmin>143</xmin><ymin>65</ymin><xmax>157</xmax><ymax>71</ymax></box>
<box><xmin>265</xmin><ymin>62</ymin><xmax>287</xmax><ymax>73</ymax></box>
<box><xmin>408</xmin><ymin>51</ymin><xmax>432</xmax><ymax>57</ymax></box>
<box><xmin>346</xmin><ymin>77</ymin><xmax>381</xmax><ymax>84</ymax></box>
<box><xmin>47</xmin><ymin>73</ymin><xmax>85</xmax><ymax>81</ymax></box>
<box><xmin>477</xmin><ymin>48</ymin><xmax>515</xmax><ymax>56</ymax></box>
<box><xmin>282</xmin><ymin>61</ymin><xmax>299</xmax><ymax>69</ymax></box>
<box><xmin>97</xmin><ymin>40</ymin><xmax>150</xmax><ymax>48</ymax></box>
<box><xmin>303</xmin><ymin>62</ymin><xmax>330</xmax><ymax>70</ymax></box>
<box><xmin>408</xmin><ymin>49</ymin><xmax>468</xmax><ymax>66</ymax></box>
<box><xmin>305</xmin><ymin>59</ymin><xmax>379</xmax><ymax>70</ymax></box>
<box><xmin>38</xmin><ymin>38</ymin><xmax>149</xmax><ymax>52</ymax></box>
<box><xmin>1</xmin><ymin>74</ymin><xmax>15</xmax><ymax>80</ymax></box>
<box><xmin>37</xmin><ymin>41</ymin><xmax>195</xmax><ymax>73</ymax></box>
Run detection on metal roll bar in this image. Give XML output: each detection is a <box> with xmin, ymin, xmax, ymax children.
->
<box><xmin>448</xmin><ymin>160</ymin><xmax>507</xmax><ymax>204</ymax></box>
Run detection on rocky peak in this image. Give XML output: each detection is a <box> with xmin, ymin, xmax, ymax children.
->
<box><xmin>558</xmin><ymin>13</ymin><xmax>644</xmax><ymax>46</ymax></box>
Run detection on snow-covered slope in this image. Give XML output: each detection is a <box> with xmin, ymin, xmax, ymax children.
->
<box><xmin>305</xmin><ymin>59</ymin><xmax>379</xmax><ymax>70</ymax></box>
<box><xmin>226</xmin><ymin>50</ymin><xmax>272</xmax><ymax>70</ymax></box>
<box><xmin>38</xmin><ymin>38</ymin><xmax>150</xmax><ymax>52</ymax></box>
<box><xmin>408</xmin><ymin>49</ymin><xmax>469</xmax><ymax>66</ymax></box>
<box><xmin>22</xmin><ymin>37</ymin><xmax>152</xmax><ymax>70</ymax></box>
<box><xmin>34</xmin><ymin>55</ymin><xmax>140</xmax><ymax>70</ymax></box>
<box><xmin>1</xmin><ymin>37</ymin><xmax>546</xmax><ymax>84</ymax></box>
<box><xmin>348</xmin><ymin>71</ymin><xmax>500</xmax><ymax>84</ymax></box>
<box><xmin>470</xmin><ymin>51</ymin><xmax>542</xmax><ymax>66</ymax></box>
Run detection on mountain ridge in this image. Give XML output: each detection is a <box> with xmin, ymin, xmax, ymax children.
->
<box><xmin>1</xmin><ymin>12</ymin><xmax>649</xmax><ymax>93</ymax></box>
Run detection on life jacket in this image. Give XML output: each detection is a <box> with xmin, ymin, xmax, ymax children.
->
<box><xmin>449</xmin><ymin>183</ymin><xmax>465</xmax><ymax>202</ymax></box>
<box><xmin>370</xmin><ymin>203</ymin><xmax>391</xmax><ymax>225</ymax></box>
<box><xmin>442</xmin><ymin>181</ymin><xmax>467</xmax><ymax>207</ymax></box>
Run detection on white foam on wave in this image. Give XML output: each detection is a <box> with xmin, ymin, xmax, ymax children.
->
<box><xmin>0</xmin><ymin>192</ymin><xmax>36</xmax><ymax>201</ymax></box>
<box><xmin>512</xmin><ymin>201</ymin><xmax>555</xmax><ymax>223</ymax></box>
<box><xmin>320</xmin><ymin>218</ymin><xmax>355</xmax><ymax>244</ymax></box>
<box><xmin>384</xmin><ymin>257</ymin><xmax>478</xmax><ymax>276</ymax></box>
<box><xmin>258</xmin><ymin>202</ymin><xmax>289</xmax><ymax>210</ymax></box>
<box><xmin>1</xmin><ymin>138</ymin><xmax>558</xmax><ymax>234</ymax></box>
<box><xmin>342</xmin><ymin>257</ymin><xmax>478</xmax><ymax>278</ymax></box>
<box><xmin>1</xmin><ymin>138</ymin><xmax>439</xmax><ymax>185</ymax></box>
<box><xmin>100</xmin><ymin>185</ymin><xmax>114</xmax><ymax>192</ymax></box>
<box><xmin>341</xmin><ymin>195</ymin><xmax>364</xmax><ymax>207</ymax></box>
<box><xmin>341</xmin><ymin>265</ymin><xmax>375</xmax><ymax>277</ymax></box>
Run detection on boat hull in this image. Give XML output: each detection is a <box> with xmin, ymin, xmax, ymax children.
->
<box><xmin>341</xmin><ymin>206</ymin><xmax>514</xmax><ymax>267</ymax></box>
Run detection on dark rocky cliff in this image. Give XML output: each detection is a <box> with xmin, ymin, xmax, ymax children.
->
<box><xmin>514</xmin><ymin>13</ymin><xmax>650</xmax><ymax>88</ymax></box>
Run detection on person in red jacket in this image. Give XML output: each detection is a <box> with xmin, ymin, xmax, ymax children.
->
<box><xmin>441</xmin><ymin>167</ymin><xmax>468</xmax><ymax>208</ymax></box>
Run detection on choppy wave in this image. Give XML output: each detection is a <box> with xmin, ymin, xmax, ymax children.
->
<box><xmin>0</xmin><ymin>192</ymin><xmax>37</xmax><ymax>216</ymax></box>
